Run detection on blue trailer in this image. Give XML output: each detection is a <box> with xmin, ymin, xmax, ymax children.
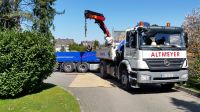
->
<box><xmin>56</xmin><ymin>51</ymin><xmax>100</xmax><ymax>73</ymax></box>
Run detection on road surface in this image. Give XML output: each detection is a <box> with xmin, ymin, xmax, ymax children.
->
<box><xmin>45</xmin><ymin>72</ymin><xmax>200</xmax><ymax>112</ymax></box>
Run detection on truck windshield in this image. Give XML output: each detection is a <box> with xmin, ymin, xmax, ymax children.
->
<box><xmin>140</xmin><ymin>31</ymin><xmax>186</xmax><ymax>50</ymax></box>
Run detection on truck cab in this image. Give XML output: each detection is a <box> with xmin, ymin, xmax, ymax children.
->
<box><xmin>98</xmin><ymin>22</ymin><xmax>188</xmax><ymax>90</ymax></box>
<box><xmin>122</xmin><ymin>24</ymin><xmax>188</xmax><ymax>88</ymax></box>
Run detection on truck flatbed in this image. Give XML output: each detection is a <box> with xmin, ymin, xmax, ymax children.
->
<box><xmin>56</xmin><ymin>51</ymin><xmax>100</xmax><ymax>73</ymax></box>
<box><xmin>56</xmin><ymin>51</ymin><xmax>100</xmax><ymax>63</ymax></box>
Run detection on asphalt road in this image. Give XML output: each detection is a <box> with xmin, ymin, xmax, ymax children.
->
<box><xmin>45</xmin><ymin>72</ymin><xmax>200</xmax><ymax>112</ymax></box>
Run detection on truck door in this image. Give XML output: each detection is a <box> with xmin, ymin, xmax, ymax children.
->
<box><xmin>125</xmin><ymin>31</ymin><xmax>137</xmax><ymax>58</ymax></box>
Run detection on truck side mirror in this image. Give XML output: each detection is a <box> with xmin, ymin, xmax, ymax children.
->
<box><xmin>184</xmin><ymin>32</ymin><xmax>188</xmax><ymax>48</ymax></box>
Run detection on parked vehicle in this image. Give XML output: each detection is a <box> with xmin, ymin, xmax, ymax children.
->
<box><xmin>56</xmin><ymin>51</ymin><xmax>100</xmax><ymax>73</ymax></box>
<box><xmin>85</xmin><ymin>10</ymin><xmax>188</xmax><ymax>90</ymax></box>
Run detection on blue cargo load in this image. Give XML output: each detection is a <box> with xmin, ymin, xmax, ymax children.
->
<box><xmin>56</xmin><ymin>51</ymin><xmax>100</xmax><ymax>63</ymax></box>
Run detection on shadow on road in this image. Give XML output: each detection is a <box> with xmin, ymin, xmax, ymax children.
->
<box><xmin>0</xmin><ymin>83</ymin><xmax>56</xmax><ymax>99</ymax></box>
<box><xmin>171</xmin><ymin>97</ymin><xmax>200</xmax><ymax>112</ymax></box>
<box><xmin>53</xmin><ymin>71</ymin><xmax>83</xmax><ymax>76</ymax></box>
<box><xmin>129</xmin><ymin>84</ymin><xmax>178</xmax><ymax>95</ymax></box>
<box><xmin>94</xmin><ymin>73</ymin><xmax>178</xmax><ymax>95</ymax></box>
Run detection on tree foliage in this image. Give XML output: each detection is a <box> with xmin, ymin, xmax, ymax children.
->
<box><xmin>0</xmin><ymin>30</ymin><xmax>55</xmax><ymax>97</ymax></box>
<box><xmin>0</xmin><ymin>0</ymin><xmax>63</xmax><ymax>33</ymax></box>
<box><xmin>0</xmin><ymin>0</ymin><xmax>59</xmax><ymax>97</ymax></box>
<box><xmin>182</xmin><ymin>7</ymin><xmax>200</xmax><ymax>57</ymax></box>
<box><xmin>151</xmin><ymin>24</ymin><xmax>158</xmax><ymax>26</ymax></box>
<box><xmin>93</xmin><ymin>40</ymin><xmax>99</xmax><ymax>50</ymax></box>
<box><xmin>69</xmin><ymin>44</ymin><xmax>86</xmax><ymax>52</ymax></box>
<box><xmin>182</xmin><ymin>7</ymin><xmax>200</xmax><ymax>81</ymax></box>
<box><xmin>32</xmin><ymin>0</ymin><xmax>59</xmax><ymax>33</ymax></box>
<box><xmin>0</xmin><ymin>0</ymin><xmax>21</xmax><ymax>29</ymax></box>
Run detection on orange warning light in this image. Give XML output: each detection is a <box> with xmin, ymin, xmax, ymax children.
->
<box><xmin>166</xmin><ymin>22</ymin><xmax>170</xmax><ymax>27</ymax></box>
<box><xmin>139</xmin><ymin>21</ymin><xmax>144</xmax><ymax>27</ymax></box>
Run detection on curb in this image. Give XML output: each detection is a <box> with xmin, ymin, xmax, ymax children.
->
<box><xmin>174</xmin><ymin>85</ymin><xmax>200</xmax><ymax>98</ymax></box>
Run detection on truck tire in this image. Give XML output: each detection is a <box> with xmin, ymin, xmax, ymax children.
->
<box><xmin>63</xmin><ymin>62</ymin><xmax>75</xmax><ymax>73</ymax></box>
<box><xmin>120</xmin><ymin>69</ymin><xmax>131</xmax><ymax>91</ymax></box>
<box><xmin>76</xmin><ymin>62</ymin><xmax>89</xmax><ymax>73</ymax></box>
<box><xmin>99</xmin><ymin>62</ymin><xmax>108</xmax><ymax>78</ymax></box>
<box><xmin>161</xmin><ymin>83</ymin><xmax>174</xmax><ymax>90</ymax></box>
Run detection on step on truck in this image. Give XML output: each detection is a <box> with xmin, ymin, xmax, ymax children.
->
<box><xmin>85</xmin><ymin>10</ymin><xmax>188</xmax><ymax>90</ymax></box>
<box><xmin>56</xmin><ymin>51</ymin><xmax>100</xmax><ymax>73</ymax></box>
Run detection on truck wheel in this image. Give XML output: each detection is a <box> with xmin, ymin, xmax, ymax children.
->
<box><xmin>161</xmin><ymin>83</ymin><xmax>174</xmax><ymax>90</ymax></box>
<box><xmin>77</xmin><ymin>62</ymin><xmax>89</xmax><ymax>73</ymax></box>
<box><xmin>99</xmin><ymin>62</ymin><xmax>108</xmax><ymax>78</ymax></box>
<box><xmin>63</xmin><ymin>62</ymin><xmax>75</xmax><ymax>73</ymax></box>
<box><xmin>120</xmin><ymin>69</ymin><xmax>131</xmax><ymax>90</ymax></box>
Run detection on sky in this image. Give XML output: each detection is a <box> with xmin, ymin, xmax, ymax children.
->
<box><xmin>52</xmin><ymin>0</ymin><xmax>200</xmax><ymax>44</ymax></box>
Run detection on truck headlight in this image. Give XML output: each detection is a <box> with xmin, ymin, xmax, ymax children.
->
<box><xmin>140</xmin><ymin>75</ymin><xmax>151</xmax><ymax>81</ymax></box>
<box><xmin>182</xmin><ymin>60</ymin><xmax>188</xmax><ymax>68</ymax></box>
<box><xmin>180</xmin><ymin>74</ymin><xmax>188</xmax><ymax>79</ymax></box>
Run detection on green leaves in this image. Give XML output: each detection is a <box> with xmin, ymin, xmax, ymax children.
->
<box><xmin>33</xmin><ymin>0</ymin><xmax>59</xmax><ymax>33</ymax></box>
<box><xmin>183</xmin><ymin>8</ymin><xmax>200</xmax><ymax>57</ymax></box>
<box><xmin>0</xmin><ymin>0</ymin><xmax>62</xmax><ymax>34</ymax></box>
<box><xmin>183</xmin><ymin>8</ymin><xmax>200</xmax><ymax>85</ymax></box>
<box><xmin>69</xmin><ymin>44</ymin><xmax>87</xmax><ymax>52</ymax></box>
<box><xmin>0</xmin><ymin>30</ymin><xmax>55</xmax><ymax>97</ymax></box>
<box><xmin>0</xmin><ymin>0</ymin><xmax>22</xmax><ymax>29</ymax></box>
<box><xmin>0</xmin><ymin>0</ymin><xmax>58</xmax><ymax>97</ymax></box>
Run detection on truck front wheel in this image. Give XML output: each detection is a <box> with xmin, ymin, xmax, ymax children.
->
<box><xmin>63</xmin><ymin>62</ymin><xmax>75</xmax><ymax>73</ymax></box>
<box><xmin>121</xmin><ymin>69</ymin><xmax>131</xmax><ymax>90</ymax></box>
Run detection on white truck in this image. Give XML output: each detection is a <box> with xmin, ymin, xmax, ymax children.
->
<box><xmin>85</xmin><ymin>10</ymin><xmax>188</xmax><ymax>90</ymax></box>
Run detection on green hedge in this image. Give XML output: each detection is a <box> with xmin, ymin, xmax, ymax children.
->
<box><xmin>189</xmin><ymin>58</ymin><xmax>200</xmax><ymax>80</ymax></box>
<box><xmin>187</xmin><ymin>58</ymin><xmax>200</xmax><ymax>90</ymax></box>
<box><xmin>0</xmin><ymin>30</ymin><xmax>55</xmax><ymax>97</ymax></box>
<box><xmin>186</xmin><ymin>78</ymin><xmax>200</xmax><ymax>90</ymax></box>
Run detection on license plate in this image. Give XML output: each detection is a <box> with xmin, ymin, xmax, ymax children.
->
<box><xmin>162</xmin><ymin>74</ymin><xmax>174</xmax><ymax>78</ymax></box>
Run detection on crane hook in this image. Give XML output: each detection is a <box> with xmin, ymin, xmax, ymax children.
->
<box><xmin>85</xmin><ymin>18</ymin><xmax>87</xmax><ymax>37</ymax></box>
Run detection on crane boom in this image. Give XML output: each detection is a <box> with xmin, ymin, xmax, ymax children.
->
<box><xmin>84</xmin><ymin>10</ymin><xmax>113</xmax><ymax>45</ymax></box>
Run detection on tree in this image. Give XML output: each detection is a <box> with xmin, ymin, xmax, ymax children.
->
<box><xmin>32</xmin><ymin>0</ymin><xmax>64</xmax><ymax>34</ymax></box>
<box><xmin>93</xmin><ymin>40</ymin><xmax>100</xmax><ymax>50</ymax></box>
<box><xmin>60</xmin><ymin>45</ymin><xmax>66</xmax><ymax>52</ymax></box>
<box><xmin>0</xmin><ymin>0</ymin><xmax>59</xmax><ymax>97</ymax></box>
<box><xmin>182</xmin><ymin>7</ymin><xmax>200</xmax><ymax>81</ymax></box>
<box><xmin>0</xmin><ymin>0</ymin><xmax>21</xmax><ymax>29</ymax></box>
<box><xmin>151</xmin><ymin>24</ymin><xmax>158</xmax><ymax>26</ymax></box>
<box><xmin>0</xmin><ymin>30</ymin><xmax>55</xmax><ymax>97</ymax></box>
<box><xmin>0</xmin><ymin>0</ymin><xmax>64</xmax><ymax>33</ymax></box>
<box><xmin>182</xmin><ymin>7</ymin><xmax>200</xmax><ymax>57</ymax></box>
<box><xmin>69</xmin><ymin>43</ymin><xmax>86</xmax><ymax>52</ymax></box>
<box><xmin>0</xmin><ymin>0</ymin><xmax>35</xmax><ymax>30</ymax></box>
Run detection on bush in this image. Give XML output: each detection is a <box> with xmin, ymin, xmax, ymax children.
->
<box><xmin>187</xmin><ymin>58</ymin><xmax>200</xmax><ymax>90</ymax></box>
<box><xmin>189</xmin><ymin>58</ymin><xmax>200</xmax><ymax>79</ymax></box>
<box><xmin>69</xmin><ymin>43</ymin><xmax>86</xmax><ymax>51</ymax></box>
<box><xmin>186</xmin><ymin>78</ymin><xmax>200</xmax><ymax>90</ymax></box>
<box><xmin>0</xmin><ymin>30</ymin><xmax>55</xmax><ymax>97</ymax></box>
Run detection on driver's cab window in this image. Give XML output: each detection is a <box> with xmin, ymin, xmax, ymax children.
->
<box><xmin>126</xmin><ymin>31</ymin><xmax>137</xmax><ymax>48</ymax></box>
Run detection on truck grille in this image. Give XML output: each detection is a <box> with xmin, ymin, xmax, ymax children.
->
<box><xmin>144</xmin><ymin>58</ymin><xmax>185</xmax><ymax>71</ymax></box>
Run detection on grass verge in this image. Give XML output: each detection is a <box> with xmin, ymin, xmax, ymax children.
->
<box><xmin>0</xmin><ymin>83</ymin><xmax>80</xmax><ymax>112</ymax></box>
